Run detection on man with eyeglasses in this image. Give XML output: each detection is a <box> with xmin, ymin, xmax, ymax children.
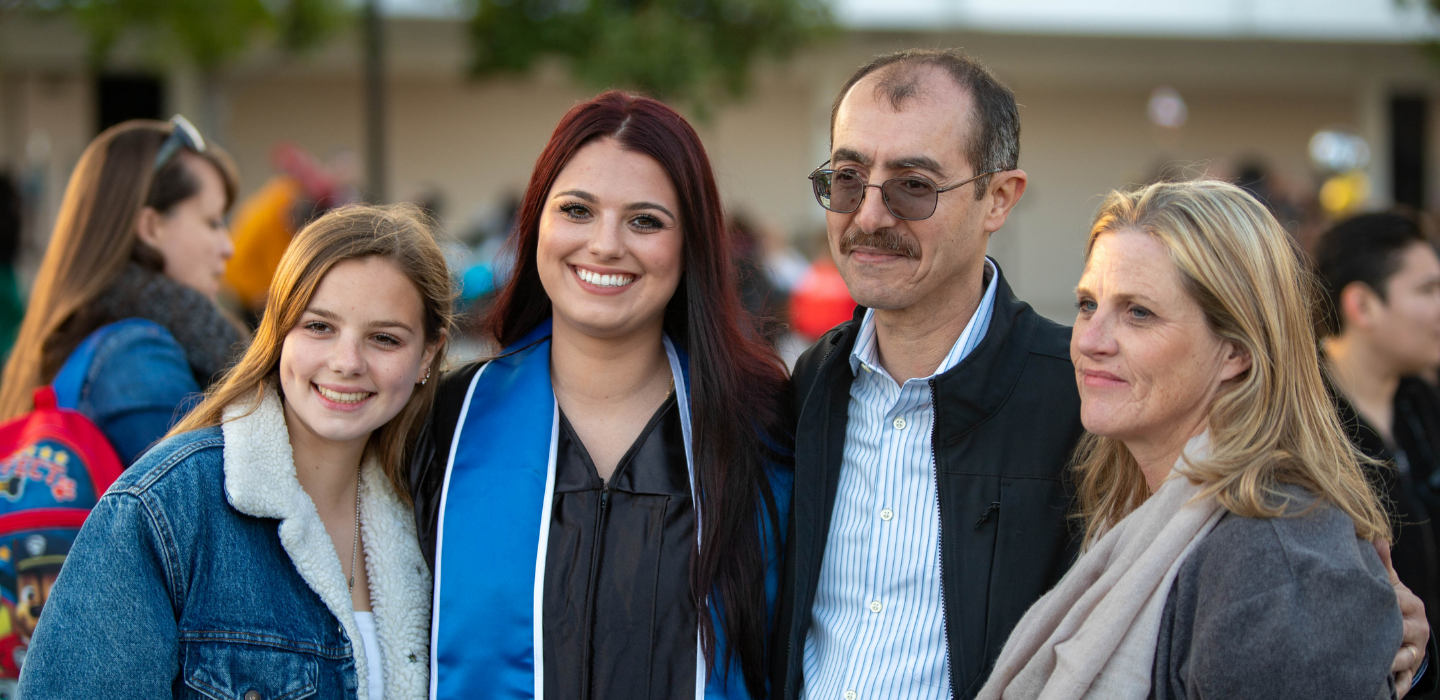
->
<box><xmin>769</xmin><ymin>48</ymin><xmax>1435</xmax><ymax>700</ymax></box>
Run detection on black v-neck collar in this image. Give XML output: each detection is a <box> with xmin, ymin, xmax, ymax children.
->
<box><xmin>558</xmin><ymin>392</ymin><xmax>679</xmax><ymax>489</ymax></box>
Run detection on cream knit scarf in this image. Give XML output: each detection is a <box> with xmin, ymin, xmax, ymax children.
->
<box><xmin>977</xmin><ymin>433</ymin><xmax>1224</xmax><ymax>700</ymax></box>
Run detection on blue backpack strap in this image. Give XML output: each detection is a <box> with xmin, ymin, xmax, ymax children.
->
<box><xmin>51</xmin><ymin>319</ymin><xmax>169</xmax><ymax>410</ymax></box>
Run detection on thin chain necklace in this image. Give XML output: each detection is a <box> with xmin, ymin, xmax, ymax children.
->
<box><xmin>348</xmin><ymin>474</ymin><xmax>361</xmax><ymax>594</ymax></box>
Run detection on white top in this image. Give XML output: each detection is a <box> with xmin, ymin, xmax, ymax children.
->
<box><xmin>802</xmin><ymin>258</ymin><xmax>999</xmax><ymax>700</ymax></box>
<box><xmin>353</xmin><ymin>611</ymin><xmax>385</xmax><ymax>700</ymax></box>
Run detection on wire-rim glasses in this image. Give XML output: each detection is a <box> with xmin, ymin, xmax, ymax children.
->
<box><xmin>807</xmin><ymin>160</ymin><xmax>1001</xmax><ymax>221</ymax></box>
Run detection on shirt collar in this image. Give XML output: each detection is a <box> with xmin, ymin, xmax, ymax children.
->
<box><xmin>850</xmin><ymin>257</ymin><xmax>999</xmax><ymax>379</ymax></box>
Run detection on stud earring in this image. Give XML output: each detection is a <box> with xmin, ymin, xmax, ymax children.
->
<box><xmin>420</xmin><ymin>367</ymin><xmax>431</xmax><ymax>386</ymax></box>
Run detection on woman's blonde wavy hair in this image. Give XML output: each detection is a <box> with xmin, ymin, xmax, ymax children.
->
<box><xmin>1072</xmin><ymin>179</ymin><xmax>1389</xmax><ymax>546</ymax></box>
<box><xmin>168</xmin><ymin>203</ymin><xmax>453</xmax><ymax>503</ymax></box>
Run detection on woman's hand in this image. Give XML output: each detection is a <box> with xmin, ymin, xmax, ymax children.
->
<box><xmin>1376</xmin><ymin>539</ymin><xmax>1427</xmax><ymax>697</ymax></box>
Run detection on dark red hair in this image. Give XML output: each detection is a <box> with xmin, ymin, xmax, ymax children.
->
<box><xmin>487</xmin><ymin>91</ymin><xmax>792</xmax><ymax>696</ymax></box>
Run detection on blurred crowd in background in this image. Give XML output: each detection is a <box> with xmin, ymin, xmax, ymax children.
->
<box><xmin>1</xmin><ymin>0</ymin><xmax>1437</xmax><ymax>366</ymax></box>
<box><xmin>0</xmin><ymin>133</ymin><xmax>1422</xmax><ymax>370</ymax></box>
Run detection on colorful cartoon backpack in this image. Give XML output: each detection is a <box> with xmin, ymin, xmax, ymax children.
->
<box><xmin>0</xmin><ymin>321</ymin><xmax>135</xmax><ymax>680</ymax></box>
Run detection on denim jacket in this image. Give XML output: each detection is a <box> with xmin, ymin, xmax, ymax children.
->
<box><xmin>17</xmin><ymin>389</ymin><xmax>431</xmax><ymax>699</ymax></box>
<box><xmin>67</xmin><ymin>320</ymin><xmax>202</xmax><ymax>466</ymax></box>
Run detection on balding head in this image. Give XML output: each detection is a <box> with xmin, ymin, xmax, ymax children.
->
<box><xmin>831</xmin><ymin>49</ymin><xmax>1019</xmax><ymax>198</ymax></box>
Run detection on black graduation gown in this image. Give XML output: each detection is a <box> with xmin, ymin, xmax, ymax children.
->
<box><xmin>543</xmin><ymin>393</ymin><xmax>698</xmax><ymax>700</ymax></box>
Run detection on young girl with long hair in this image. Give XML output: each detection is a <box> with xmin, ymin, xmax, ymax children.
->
<box><xmin>410</xmin><ymin>91</ymin><xmax>794</xmax><ymax>699</ymax></box>
<box><xmin>18</xmin><ymin>204</ymin><xmax>450</xmax><ymax>700</ymax></box>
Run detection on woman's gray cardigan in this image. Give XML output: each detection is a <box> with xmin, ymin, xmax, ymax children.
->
<box><xmin>1152</xmin><ymin>486</ymin><xmax>1402</xmax><ymax>700</ymax></box>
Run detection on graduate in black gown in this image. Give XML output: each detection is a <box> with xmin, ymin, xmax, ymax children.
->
<box><xmin>412</xmin><ymin>91</ymin><xmax>794</xmax><ymax>700</ymax></box>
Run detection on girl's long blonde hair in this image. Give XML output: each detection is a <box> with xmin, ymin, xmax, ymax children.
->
<box><xmin>1072</xmin><ymin>180</ymin><xmax>1388</xmax><ymax>545</ymax></box>
<box><xmin>169</xmin><ymin>204</ymin><xmax>453</xmax><ymax>502</ymax></box>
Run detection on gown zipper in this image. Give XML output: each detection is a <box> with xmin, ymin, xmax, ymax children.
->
<box><xmin>581</xmin><ymin>484</ymin><xmax>611</xmax><ymax>700</ymax></box>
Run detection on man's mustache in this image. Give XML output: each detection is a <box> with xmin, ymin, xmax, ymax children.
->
<box><xmin>839</xmin><ymin>227</ymin><xmax>921</xmax><ymax>260</ymax></box>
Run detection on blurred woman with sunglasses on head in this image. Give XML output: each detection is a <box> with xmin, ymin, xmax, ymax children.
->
<box><xmin>410</xmin><ymin>91</ymin><xmax>793</xmax><ymax>700</ymax></box>
<box><xmin>0</xmin><ymin>116</ymin><xmax>248</xmax><ymax>466</ymax></box>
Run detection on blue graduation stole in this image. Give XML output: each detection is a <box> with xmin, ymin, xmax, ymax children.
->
<box><xmin>430</xmin><ymin>319</ymin><xmax>718</xmax><ymax>700</ymax></box>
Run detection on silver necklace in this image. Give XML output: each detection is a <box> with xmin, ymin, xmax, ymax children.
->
<box><xmin>348</xmin><ymin>475</ymin><xmax>361</xmax><ymax>594</ymax></box>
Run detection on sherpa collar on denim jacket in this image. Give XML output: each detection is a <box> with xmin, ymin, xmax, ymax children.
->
<box><xmin>222</xmin><ymin>388</ymin><xmax>432</xmax><ymax>700</ymax></box>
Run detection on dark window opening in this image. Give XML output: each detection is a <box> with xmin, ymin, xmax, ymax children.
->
<box><xmin>1391</xmin><ymin>95</ymin><xmax>1428</xmax><ymax>210</ymax></box>
<box><xmin>96</xmin><ymin>75</ymin><xmax>164</xmax><ymax>134</ymax></box>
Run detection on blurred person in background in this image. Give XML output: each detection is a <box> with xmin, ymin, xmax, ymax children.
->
<box><xmin>0</xmin><ymin>172</ymin><xmax>24</xmax><ymax>359</ymax></box>
<box><xmin>1236</xmin><ymin>159</ymin><xmax>1304</xmax><ymax>232</ymax></box>
<box><xmin>454</xmin><ymin>193</ymin><xmax>521</xmax><ymax>327</ymax></box>
<box><xmin>0</xmin><ymin>117</ymin><xmax>247</xmax><ymax>467</ymax></box>
<box><xmin>983</xmin><ymin>180</ymin><xmax>1408</xmax><ymax>700</ymax></box>
<box><xmin>225</xmin><ymin>143</ymin><xmax>360</xmax><ymax>322</ymax></box>
<box><xmin>786</xmin><ymin>255</ymin><xmax>855</xmax><ymax>342</ymax></box>
<box><xmin>729</xmin><ymin>211</ymin><xmax>786</xmax><ymax>345</ymax></box>
<box><xmin>1315</xmin><ymin>210</ymin><xmax>1440</xmax><ymax>655</ymax></box>
<box><xmin>410</xmin><ymin>91</ymin><xmax>793</xmax><ymax>700</ymax></box>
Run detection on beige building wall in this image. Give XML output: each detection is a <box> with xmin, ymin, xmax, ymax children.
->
<box><xmin>0</xmin><ymin>71</ymin><xmax>95</xmax><ymax>282</ymax></box>
<box><xmin>223</xmin><ymin>67</ymin><xmax>826</xmax><ymax>242</ymax></box>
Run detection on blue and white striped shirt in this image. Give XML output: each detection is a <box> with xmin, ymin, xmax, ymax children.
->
<box><xmin>801</xmin><ymin>258</ymin><xmax>999</xmax><ymax>700</ymax></box>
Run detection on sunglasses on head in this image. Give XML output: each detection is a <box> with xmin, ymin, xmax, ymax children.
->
<box><xmin>153</xmin><ymin>115</ymin><xmax>206</xmax><ymax>173</ymax></box>
<box><xmin>808</xmin><ymin>160</ymin><xmax>1000</xmax><ymax>221</ymax></box>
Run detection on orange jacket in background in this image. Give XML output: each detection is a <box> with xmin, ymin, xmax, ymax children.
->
<box><xmin>224</xmin><ymin>176</ymin><xmax>301</xmax><ymax>312</ymax></box>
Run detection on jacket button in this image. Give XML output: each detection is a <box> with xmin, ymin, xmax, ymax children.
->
<box><xmin>244</xmin><ymin>691</ymin><xmax>262</xmax><ymax>700</ymax></box>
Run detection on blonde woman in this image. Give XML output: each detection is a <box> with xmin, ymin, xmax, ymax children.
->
<box><xmin>980</xmin><ymin>180</ymin><xmax>1410</xmax><ymax>700</ymax></box>
<box><xmin>17</xmin><ymin>204</ymin><xmax>447</xmax><ymax>700</ymax></box>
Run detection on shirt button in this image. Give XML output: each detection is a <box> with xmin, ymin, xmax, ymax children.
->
<box><xmin>869</xmin><ymin>600</ymin><xmax>883</xmax><ymax>613</ymax></box>
<box><xmin>880</xmin><ymin>508</ymin><xmax>893</xmax><ymax>521</ymax></box>
<box><xmin>892</xmin><ymin>417</ymin><xmax>906</xmax><ymax>430</ymax></box>
<box><xmin>844</xmin><ymin>691</ymin><xmax>857</xmax><ymax>700</ymax></box>
<box><xmin>244</xmin><ymin>692</ymin><xmax>262</xmax><ymax>700</ymax></box>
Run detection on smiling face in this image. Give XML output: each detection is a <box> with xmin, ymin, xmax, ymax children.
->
<box><xmin>826</xmin><ymin>67</ymin><xmax>997</xmax><ymax>312</ymax></box>
<box><xmin>536</xmin><ymin>137</ymin><xmax>684</xmax><ymax>341</ymax></box>
<box><xmin>138</xmin><ymin>153</ymin><xmax>234</xmax><ymax>300</ymax></box>
<box><xmin>278</xmin><ymin>256</ymin><xmax>439</xmax><ymax>451</ymax></box>
<box><xmin>1071</xmin><ymin>230</ymin><xmax>1249</xmax><ymax>449</ymax></box>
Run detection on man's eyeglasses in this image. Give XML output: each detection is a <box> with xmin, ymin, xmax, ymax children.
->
<box><xmin>807</xmin><ymin>161</ymin><xmax>1001</xmax><ymax>221</ymax></box>
<box><xmin>153</xmin><ymin>115</ymin><xmax>206</xmax><ymax>173</ymax></box>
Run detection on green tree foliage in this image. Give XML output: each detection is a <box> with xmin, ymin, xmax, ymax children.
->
<box><xmin>1410</xmin><ymin>0</ymin><xmax>1440</xmax><ymax>62</ymax></box>
<box><xmin>467</xmin><ymin>0</ymin><xmax>833</xmax><ymax>113</ymax></box>
<box><xmin>14</xmin><ymin>0</ymin><xmax>348</xmax><ymax>69</ymax></box>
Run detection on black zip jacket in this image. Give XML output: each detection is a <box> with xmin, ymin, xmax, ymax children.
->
<box><xmin>1331</xmin><ymin>376</ymin><xmax>1440</xmax><ymax>700</ymax></box>
<box><xmin>769</xmin><ymin>267</ymin><xmax>1084</xmax><ymax>700</ymax></box>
